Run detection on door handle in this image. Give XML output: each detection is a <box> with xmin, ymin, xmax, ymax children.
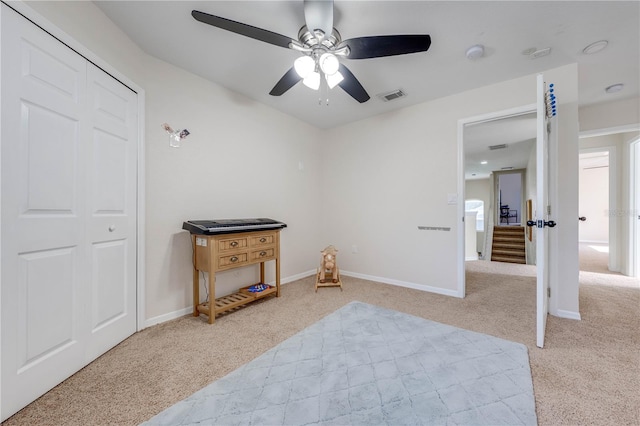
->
<box><xmin>579</xmin><ymin>216</ymin><xmax>586</xmax><ymax>222</ymax></box>
<box><xmin>526</xmin><ymin>220</ymin><xmax>556</xmax><ymax>228</ymax></box>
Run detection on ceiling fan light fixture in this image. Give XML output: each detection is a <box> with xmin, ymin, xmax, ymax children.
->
<box><xmin>319</xmin><ymin>52</ymin><xmax>340</xmax><ymax>75</ymax></box>
<box><xmin>303</xmin><ymin>70</ymin><xmax>321</xmax><ymax>90</ymax></box>
<box><xmin>325</xmin><ymin>70</ymin><xmax>344</xmax><ymax>89</ymax></box>
<box><xmin>294</xmin><ymin>55</ymin><xmax>315</xmax><ymax>78</ymax></box>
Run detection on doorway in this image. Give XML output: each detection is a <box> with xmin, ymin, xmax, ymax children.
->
<box><xmin>497</xmin><ymin>171</ymin><xmax>524</xmax><ymax>226</ymax></box>
<box><xmin>578</xmin><ymin>149</ymin><xmax>610</xmax><ymax>273</ymax></box>
<box><xmin>457</xmin><ymin>104</ymin><xmax>537</xmax><ymax>297</ymax></box>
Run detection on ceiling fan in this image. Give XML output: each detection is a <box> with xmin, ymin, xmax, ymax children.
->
<box><xmin>192</xmin><ymin>0</ymin><xmax>431</xmax><ymax>103</ymax></box>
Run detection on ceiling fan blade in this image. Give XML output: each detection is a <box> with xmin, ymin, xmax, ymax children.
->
<box><xmin>192</xmin><ymin>10</ymin><xmax>294</xmax><ymax>49</ymax></box>
<box><xmin>342</xmin><ymin>35</ymin><xmax>431</xmax><ymax>59</ymax></box>
<box><xmin>337</xmin><ymin>64</ymin><xmax>370</xmax><ymax>103</ymax></box>
<box><xmin>303</xmin><ymin>0</ymin><xmax>333</xmax><ymax>41</ymax></box>
<box><xmin>269</xmin><ymin>67</ymin><xmax>303</xmax><ymax>96</ymax></box>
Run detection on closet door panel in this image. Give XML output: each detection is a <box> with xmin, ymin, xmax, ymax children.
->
<box><xmin>85</xmin><ymin>64</ymin><xmax>137</xmax><ymax>360</ymax></box>
<box><xmin>1</xmin><ymin>5</ymin><xmax>87</xmax><ymax>420</ymax></box>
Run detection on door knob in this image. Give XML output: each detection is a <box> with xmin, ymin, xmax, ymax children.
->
<box><xmin>579</xmin><ymin>216</ymin><xmax>586</xmax><ymax>221</ymax></box>
<box><xmin>526</xmin><ymin>220</ymin><xmax>536</xmax><ymax>227</ymax></box>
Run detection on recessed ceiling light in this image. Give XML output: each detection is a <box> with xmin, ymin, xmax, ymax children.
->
<box><xmin>605</xmin><ymin>83</ymin><xmax>624</xmax><ymax>94</ymax></box>
<box><xmin>582</xmin><ymin>40</ymin><xmax>608</xmax><ymax>55</ymax></box>
<box><xmin>466</xmin><ymin>44</ymin><xmax>485</xmax><ymax>60</ymax></box>
<box><xmin>480</xmin><ymin>161</ymin><xmax>488</xmax><ymax>165</ymax></box>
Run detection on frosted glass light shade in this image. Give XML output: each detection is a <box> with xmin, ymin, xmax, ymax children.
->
<box><xmin>303</xmin><ymin>71</ymin><xmax>321</xmax><ymax>90</ymax></box>
<box><xmin>294</xmin><ymin>56</ymin><xmax>315</xmax><ymax>78</ymax></box>
<box><xmin>319</xmin><ymin>53</ymin><xmax>339</xmax><ymax>75</ymax></box>
<box><xmin>325</xmin><ymin>71</ymin><xmax>344</xmax><ymax>89</ymax></box>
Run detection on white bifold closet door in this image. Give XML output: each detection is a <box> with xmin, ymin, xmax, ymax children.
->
<box><xmin>1</xmin><ymin>5</ymin><xmax>138</xmax><ymax>420</ymax></box>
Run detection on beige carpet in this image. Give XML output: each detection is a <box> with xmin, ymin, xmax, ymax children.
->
<box><xmin>3</xmin><ymin>253</ymin><xmax>639</xmax><ymax>425</ymax></box>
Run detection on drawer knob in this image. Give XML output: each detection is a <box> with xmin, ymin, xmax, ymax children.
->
<box><xmin>108</xmin><ymin>225</ymin><xmax>116</xmax><ymax>232</ymax></box>
<box><xmin>230</xmin><ymin>241</ymin><xmax>238</xmax><ymax>247</ymax></box>
<box><xmin>230</xmin><ymin>256</ymin><xmax>238</xmax><ymax>262</ymax></box>
<box><xmin>259</xmin><ymin>237</ymin><xmax>267</xmax><ymax>243</ymax></box>
<box><xmin>259</xmin><ymin>251</ymin><xmax>267</xmax><ymax>257</ymax></box>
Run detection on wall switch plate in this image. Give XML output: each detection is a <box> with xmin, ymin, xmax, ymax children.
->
<box><xmin>447</xmin><ymin>193</ymin><xmax>458</xmax><ymax>205</ymax></box>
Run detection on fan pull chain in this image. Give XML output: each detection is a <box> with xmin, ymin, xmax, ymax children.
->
<box><xmin>318</xmin><ymin>76</ymin><xmax>330</xmax><ymax>106</ymax></box>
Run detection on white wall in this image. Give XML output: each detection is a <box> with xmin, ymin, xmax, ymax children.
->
<box><xmin>24</xmin><ymin>1</ymin><xmax>324</xmax><ymax>323</ymax></box>
<box><xmin>20</xmin><ymin>1</ymin><xmax>583</xmax><ymax>320</ymax></box>
<box><xmin>579</xmin><ymin>97</ymin><xmax>640</xmax><ymax>133</ymax></box>
<box><xmin>465</xmin><ymin>178</ymin><xmax>490</xmax><ymax>255</ymax></box>
<box><xmin>142</xmin><ymin>56</ymin><xmax>324</xmax><ymax>320</ymax></box>
<box><xmin>321</xmin><ymin>64</ymin><xmax>580</xmax><ymax>318</ymax></box>
<box><xmin>464</xmin><ymin>212</ymin><xmax>478</xmax><ymax>261</ymax></box>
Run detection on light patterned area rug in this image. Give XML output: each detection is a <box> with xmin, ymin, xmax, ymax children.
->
<box><xmin>142</xmin><ymin>301</ymin><xmax>536</xmax><ymax>425</ymax></box>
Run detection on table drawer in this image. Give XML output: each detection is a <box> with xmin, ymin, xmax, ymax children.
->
<box><xmin>251</xmin><ymin>248</ymin><xmax>275</xmax><ymax>261</ymax></box>
<box><xmin>218</xmin><ymin>237</ymin><xmax>248</xmax><ymax>252</ymax></box>
<box><xmin>218</xmin><ymin>253</ymin><xmax>248</xmax><ymax>268</ymax></box>
<box><xmin>250</xmin><ymin>233</ymin><xmax>275</xmax><ymax>247</ymax></box>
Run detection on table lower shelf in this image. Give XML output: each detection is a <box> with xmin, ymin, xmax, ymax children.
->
<box><xmin>196</xmin><ymin>284</ymin><xmax>277</xmax><ymax>318</ymax></box>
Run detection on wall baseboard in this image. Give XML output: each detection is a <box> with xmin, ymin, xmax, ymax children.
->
<box><xmin>143</xmin><ymin>269</ymin><xmax>317</xmax><ymax>328</ymax></box>
<box><xmin>340</xmin><ymin>270</ymin><xmax>460</xmax><ymax>298</ymax></box>
<box><xmin>555</xmin><ymin>309</ymin><xmax>582</xmax><ymax>320</ymax></box>
<box><xmin>144</xmin><ymin>306</ymin><xmax>193</xmax><ymax>328</ymax></box>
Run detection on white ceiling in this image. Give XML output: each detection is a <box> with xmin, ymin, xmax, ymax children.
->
<box><xmin>94</xmin><ymin>0</ymin><xmax>639</xmax><ymax>130</ymax></box>
<box><xmin>464</xmin><ymin>112</ymin><xmax>536</xmax><ymax>180</ymax></box>
<box><xmin>93</xmin><ymin>1</ymin><xmax>637</xmax><ymax>181</ymax></box>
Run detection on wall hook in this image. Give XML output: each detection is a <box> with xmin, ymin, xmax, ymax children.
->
<box><xmin>162</xmin><ymin>123</ymin><xmax>190</xmax><ymax>148</ymax></box>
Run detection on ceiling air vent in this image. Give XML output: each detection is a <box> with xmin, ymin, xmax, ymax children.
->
<box><xmin>489</xmin><ymin>144</ymin><xmax>507</xmax><ymax>150</ymax></box>
<box><xmin>378</xmin><ymin>89</ymin><xmax>406</xmax><ymax>102</ymax></box>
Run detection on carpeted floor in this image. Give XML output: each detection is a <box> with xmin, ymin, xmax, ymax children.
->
<box><xmin>142</xmin><ymin>301</ymin><xmax>537</xmax><ymax>425</ymax></box>
<box><xmin>2</xmin><ymin>247</ymin><xmax>639</xmax><ymax>425</ymax></box>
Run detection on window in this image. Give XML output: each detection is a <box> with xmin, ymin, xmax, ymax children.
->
<box><xmin>465</xmin><ymin>199</ymin><xmax>484</xmax><ymax>232</ymax></box>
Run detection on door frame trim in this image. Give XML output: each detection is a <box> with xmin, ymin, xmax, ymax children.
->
<box><xmin>1</xmin><ymin>0</ymin><xmax>146</xmax><ymax>332</ymax></box>
<box><xmin>630</xmin><ymin>137</ymin><xmax>640</xmax><ymax>277</ymax></box>
<box><xmin>457</xmin><ymin>103</ymin><xmax>536</xmax><ymax>298</ymax></box>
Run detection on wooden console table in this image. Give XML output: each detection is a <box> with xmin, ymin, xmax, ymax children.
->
<box><xmin>190</xmin><ymin>229</ymin><xmax>281</xmax><ymax>324</ymax></box>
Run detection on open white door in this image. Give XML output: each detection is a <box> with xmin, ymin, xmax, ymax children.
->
<box><xmin>532</xmin><ymin>74</ymin><xmax>555</xmax><ymax>348</ymax></box>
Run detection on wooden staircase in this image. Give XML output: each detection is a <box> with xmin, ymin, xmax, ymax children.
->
<box><xmin>491</xmin><ymin>226</ymin><xmax>526</xmax><ymax>264</ymax></box>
